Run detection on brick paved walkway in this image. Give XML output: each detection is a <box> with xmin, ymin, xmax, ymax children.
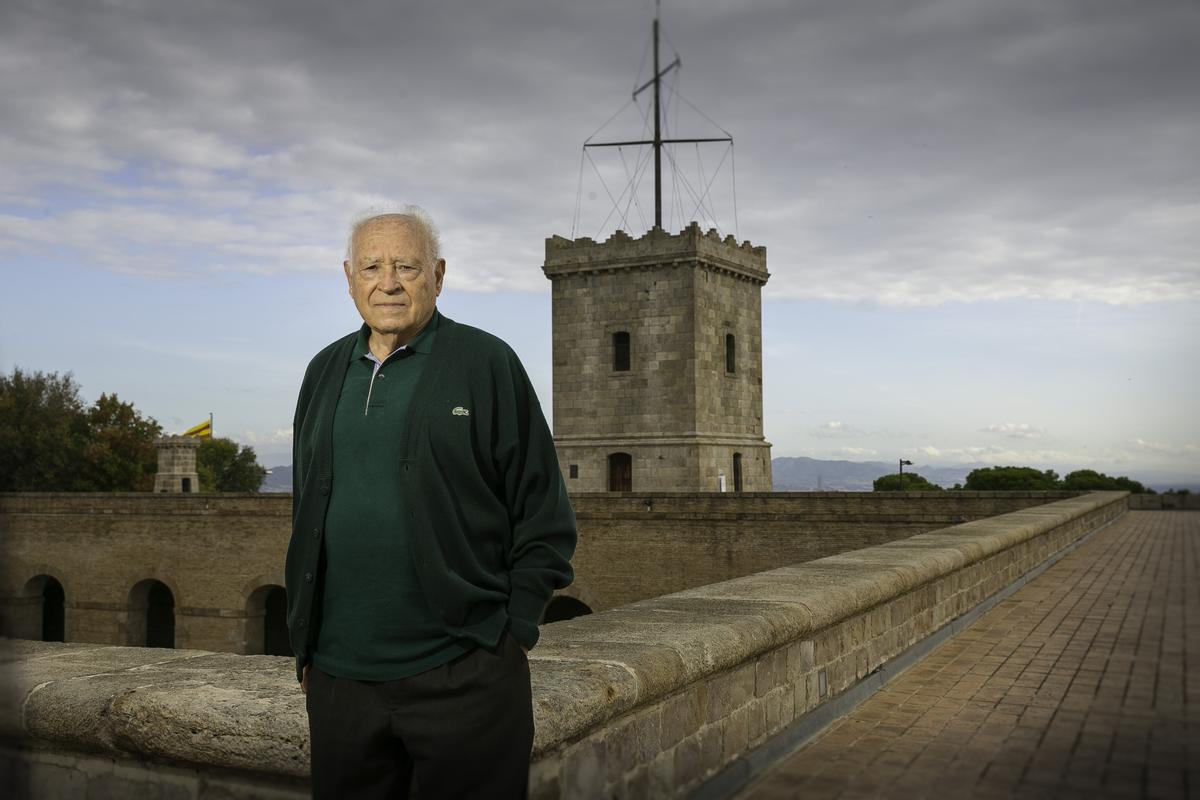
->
<box><xmin>737</xmin><ymin>511</ymin><xmax>1199</xmax><ymax>799</ymax></box>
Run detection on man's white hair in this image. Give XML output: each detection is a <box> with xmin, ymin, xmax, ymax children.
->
<box><xmin>345</xmin><ymin>204</ymin><xmax>441</xmax><ymax>267</ymax></box>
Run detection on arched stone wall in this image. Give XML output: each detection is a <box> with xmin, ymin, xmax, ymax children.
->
<box><xmin>543</xmin><ymin>595</ymin><xmax>593</xmax><ymax>624</ymax></box>
<box><xmin>4</xmin><ymin>572</ymin><xmax>67</xmax><ymax>642</ymax></box>
<box><xmin>127</xmin><ymin>578</ymin><xmax>176</xmax><ymax>649</ymax></box>
<box><xmin>243</xmin><ymin>579</ymin><xmax>291</xmax><ymax>657</ymax></box>
<box><xmin>0</xmin><ymin>564</ymin><xmax>75</xmax><ymax>641</ymax></box>
<box><xmin>0</xmin><ymin>491</ymin><xmax>1083</xmax><ymax>654</ymax></box>
<box><xmin>549</xmin><ymin>583</ymin><xmax>598</xmax><ymax>614</ymax></box>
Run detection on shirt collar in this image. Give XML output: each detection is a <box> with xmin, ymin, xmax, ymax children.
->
<box><xmin>351</xmin><ymin>309</ymin><xmax>440</xmax><ymax>363</ymax></box>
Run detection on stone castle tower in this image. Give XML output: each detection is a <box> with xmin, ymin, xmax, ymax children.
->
<box><xmin>153</xmin><ymin>436</ymin><xmax>200</xmax><ymax>493</ymax></box>
<box><xmin>542</xmin><ymin>222</ymin><xmax>772</xmax><ymax>493</ymax></box>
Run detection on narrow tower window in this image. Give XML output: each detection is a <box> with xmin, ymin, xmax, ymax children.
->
<box><xmin>725</xmin><ymin>334</ymin><xmax>736</xmax><ymax>374</ymax></box>
<box><xmin>613</xmin><ymin>332</ymin><xmax>631</xmax><ymax>372</ymax></box>
<box><xmin>608</xmin><ymin>452</ymin><xmax>633</xmax><ymax>492</ymax></box>
<box><xmin>733</xmin><ymin>452</ymin><xmax>744</xmax><ymax>492</ymax></box>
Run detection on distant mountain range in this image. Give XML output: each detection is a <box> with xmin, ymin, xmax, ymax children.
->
<box><xmin>771</xmin><ymin>457</ymin><xmax>972</xmax><ymax>491</ymax></box>
<box><xmin>259</xmin><ymin>459</ymin><xmax>966</xmax><ymax>493</ymax></box>
<box><xmin>260</xmin><ymin>465</ymin><xmax>293</xmax><ymax>493</ymax></box>
<box><xmin>260</xmin><ymin>459</ymin><xmax>1196</xmax><ymax>493</ymax></box>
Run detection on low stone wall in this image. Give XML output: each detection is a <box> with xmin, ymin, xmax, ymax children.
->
<box><xmin>1127</xmin><ymin>493</ymin><xmax>1199</xmax><ymax>510</ymax></box>
<box><xmin>0</xmin><ymin>491</ymin><xmax>1078</xmax><ymax>650</ymax></box>
<box><xmin>1</xmin><ymin>492</ymin><xmax>1127</xmax><ymax>799</ymax></box>
<box><xmin>566</xmin><ymin>491</ymin><xmax>1079</xmax><ymax>609</ymax></box>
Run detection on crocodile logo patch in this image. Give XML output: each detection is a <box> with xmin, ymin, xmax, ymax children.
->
<box><xmin>452</xmin><ymin>406</ymin><xmax>470</xmax><ymax>417</ymax></box>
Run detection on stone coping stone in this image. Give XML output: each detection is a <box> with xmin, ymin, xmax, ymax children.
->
<box><xmin>1</xmin><ymin>492</ymin><xmax>1125</xmax><ymax>776</ymax></box>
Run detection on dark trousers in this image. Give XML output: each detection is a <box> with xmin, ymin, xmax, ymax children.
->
<box><xmin>305</xmin><ymin>634</ymin><xmax>533</xmax><ymax>799</ymax></box>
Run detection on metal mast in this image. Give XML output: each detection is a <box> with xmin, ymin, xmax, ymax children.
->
<box><xmin>653</xmin><ymin>15</ymin><xmax>663</xmax><ymax>226</ymax></box>
<box><xmin>584</xmin><ymin>9</ymin><xmax>731</xmax><ymax>230</ymax></box>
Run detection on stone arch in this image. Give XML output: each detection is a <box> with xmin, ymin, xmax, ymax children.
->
<box><xmin>542</xmin><ymin>595</ymin><xmax>593</xmax><ymax>624</ymax></box>
<box><xmin>245</xmin><ymin>583</ymin><xmax>292</xmax><ymax>657</ymax></box>
<box><xmin>17</xmin><ymin>573</ymin><xmax>66</xmax><ymax>642</ymax></box>
<box><xmin>543</xmin><ymin>584</ymin><xmax>600</xmax><ymax>620</ymax></box>
<box><xmin>127</xmin><ymin>578</ymin><xmax>176</xmax><ymax>648</ymax></box>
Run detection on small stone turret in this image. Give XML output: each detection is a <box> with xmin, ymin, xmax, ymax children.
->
<box><xmin>153</xmin><ymin>436</ymin><xmax>200</xmax><ymax>493</ymax></box>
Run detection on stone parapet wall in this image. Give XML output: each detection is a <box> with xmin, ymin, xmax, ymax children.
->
<box><xmin>0</xmin><ymin>492</ymin><xmax>290</xmax><ymax>516</ymax></box>
<box><xmin>569</xmin><ymin>490</ymin><xmax>1079</xmax><ymax>517</ymax></box>
<box><xmin>543</xmin><ymin>224</ymin><xmax>768</xmax><ymax>284</ymax></box>
<box><xmin>0</xmin><ymin>493</ymin><xmax>291</xmax><ymax>653</ymax></box>
<box><xmin>1</xmin><ymin>492</ymin><xmax>1079</xmax><ymax>648</ymax></box>
<box><xmin>567</xmin><ymin>491</ymin><xmax>1082</xmax><ymax>610</ymax></box>
<box><xmin>1</xmin><ymin>492</ymin><xmax>1127</xmax><ymax>798</ymax></box>
<box><xmin>1128</xmin><ymin>493</ymin><xmax>1200</xmax><ymax>510</ymax></box>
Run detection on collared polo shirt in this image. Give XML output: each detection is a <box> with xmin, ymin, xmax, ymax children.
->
<box><xmin>312</xmin><ymin>311</ymin><xmax>470</xmax><ymax>680</ymax></box>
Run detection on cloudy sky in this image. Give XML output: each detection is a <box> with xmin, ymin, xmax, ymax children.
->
<box><xmin>1</xmin><ymin>0</ymin><xmax>1197</xmax><ymax>485</ymax></box>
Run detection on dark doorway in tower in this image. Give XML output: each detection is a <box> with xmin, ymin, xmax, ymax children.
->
<box><xmin>542</xmin><ymin>596</ymin><xmax>593</xmax><ymax>624</ymax></box>
<box><xmin>608</xmin><ymin>452</ymin><xmax>633</xmax><ymax>492</ymax></box>
<box><xmin>733</xmin><ymin>452</ymin><xmax>744</xmax><ymax>492</ymax></box>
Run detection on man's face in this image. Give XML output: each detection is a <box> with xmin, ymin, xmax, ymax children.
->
<box><xmin>344</xmin><ymin>216</ymin><xmax>445</xmax><ymax>343</ymax></box>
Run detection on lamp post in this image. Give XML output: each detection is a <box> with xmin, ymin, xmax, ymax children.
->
<box><xmin>899</xmin><ymin>459</ymin><xmax>913</xmax><ymax>490</ymax></box>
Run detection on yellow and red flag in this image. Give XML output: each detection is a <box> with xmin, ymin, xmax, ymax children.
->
<box><xmin>183</xmin><ymin>418</ymin><xmax>212</xmax><ymax>439</ymax></box>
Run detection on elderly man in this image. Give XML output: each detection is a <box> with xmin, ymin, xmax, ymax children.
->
<box><xmin>285</xmin><ymin>207</ymin><xmax>576</xmax><ymax>799</ymax></box>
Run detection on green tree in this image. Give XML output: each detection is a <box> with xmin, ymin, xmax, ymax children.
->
<box><xmin>874</xmin><ymin>472</ymin><xmax>942</xmax><ymax>491</ymax></box>
<box><xmin>963</xmin><ymin>466</ymin><xmax>1061</xmax><ymax>491</ymax></box>
<box><xmin>1113</xmin><ymin>476</ymin><xmax>1152</xmax><ymax>494</ymax></box>
<box><xmin>0</xmin><ymin>368</ymin><xmax>164</xmax><ymax>492</ymax></box>
<box><xmin>80</xmin><ymin>393</ymin><xmax>162</xmax><ymax>491</ymax></box>
<box><xmin>0</xmin><ymin>368</ymin><xmax>90</xmax><ymax>491</ymax></box>
<box><xmin>1062</xmin><ymin>469</ymin><xmax>1150</xmax><ymax>494</ymax></box>
<box><xmin>197</xmin><ymin>437</ymin><xmax>267</xmax><ymax>492</ymax></box>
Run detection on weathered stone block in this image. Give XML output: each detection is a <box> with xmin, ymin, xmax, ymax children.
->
<box><xmin>755</xmin><ymin>646</ymin><xmax>787</xmax><ymax>697</ymax></box>
<box><xmin>660</xmin><ymin>690</ymin><xmax>705</xmax><ymax>749</ymax></box>
<box><xmin>705</xmin><ymin>663</ymin><xmax>755</xmax><ymax>723</ymax></box>
<box><xmin>604</xmin><ymin>709</ymin><xmax>661</xmax><ymax>785</ymax></box>
<box><xmin>672</xmin><ymin>733</ymin><xmax>702</xmax><ymax>791</ymax></box>
<box><xmin>561</xmin><ymin>736</ymin><xmax>606</xmax><ymax>800</ymax></box>
<box><xmin>647</xmin><ymin>750</ymin><xmax>675</xmax><ymax>798</ymax></box>
<box><xmin>528</xmin><ymin>757</ymin><xmax>561</xmax><ymax>800</ymax></box>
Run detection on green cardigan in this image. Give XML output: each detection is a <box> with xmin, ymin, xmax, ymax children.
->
<box><xmin>284</xmin><ymin>314</ymin><xmax>576</xmax><ymax>682</ymax></box>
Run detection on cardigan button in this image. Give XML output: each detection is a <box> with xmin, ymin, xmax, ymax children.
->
<box><xmin>297</xmin><ymin>618</ymin><xmax>306</xmax><ymax>628</ymax></box>
<box><xmin>304</xmin><ymin>572</ymin><xmax>313</xmax><ymax>583</ymax></box>
<box><xmin>312</xmin><ymin>527</ymin><xmax>320</xmax><ymax>538</ymax></box>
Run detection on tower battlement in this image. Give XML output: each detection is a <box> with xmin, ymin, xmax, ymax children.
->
<box><xmin>544</xmin><ymin>222</ymin><xmax>768</xmax><ymax>285</ymax></box>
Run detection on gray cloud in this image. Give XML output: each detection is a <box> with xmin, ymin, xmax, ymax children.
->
<box><xmin>982</xmin><ymin>423</ymin><xmax>1047</xmax><ymax>439</ymax></box>
<box><xmin>1</xmin><ymin>0</ymin><xmax>1197</xmax><ymax>302</ymax></box>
